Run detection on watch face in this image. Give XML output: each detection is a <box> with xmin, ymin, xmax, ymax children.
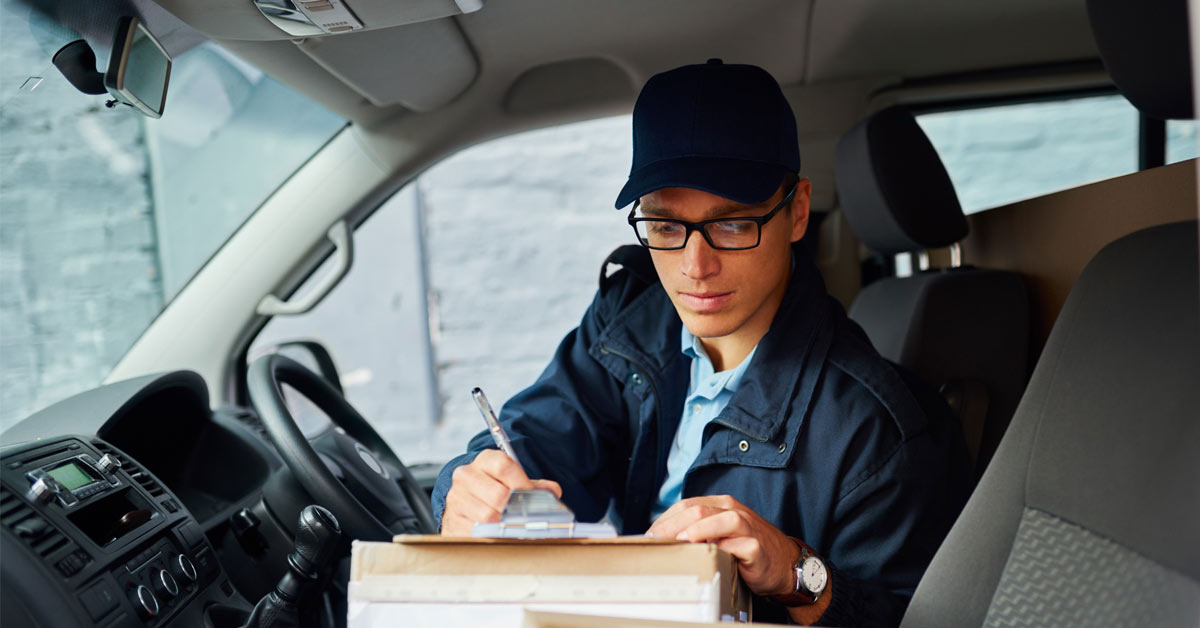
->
<box><xmin>801</xmin><ymin>557</ymin><xmax>828</xmax><ymax>594</ymax></box>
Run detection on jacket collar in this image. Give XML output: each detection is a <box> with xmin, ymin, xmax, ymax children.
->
<box><xmin>596</xmin><ymin>243</ymin><xmax>834</xmax><ymax>442</ymax></box>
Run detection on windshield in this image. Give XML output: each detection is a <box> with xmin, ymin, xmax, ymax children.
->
<box><xmin>0</xmin><ymin>1</ymin><xmax>346</xmax><ymax>432</ymax></box>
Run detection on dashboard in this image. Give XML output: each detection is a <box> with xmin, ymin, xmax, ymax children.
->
<box><xmin>0</xmin><ymin>371</ymin><xmax>306</xmax><ymax>628</ymax></box>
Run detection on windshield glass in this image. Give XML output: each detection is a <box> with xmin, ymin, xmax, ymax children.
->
<box><xmin>0</xmin><ymin>1</ymin><xmax>346</xmax><ymax>432</ymax></box>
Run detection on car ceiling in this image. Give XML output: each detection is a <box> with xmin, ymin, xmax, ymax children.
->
<box><xmin>123</xmin><ymin>0</ymin><xmax>1099</xmax><ymax>127</ymax></box>
<box><xmin>20</xmin><ymin>0</ymin><xmax>1104</xmax><ymax>213</ymax></box>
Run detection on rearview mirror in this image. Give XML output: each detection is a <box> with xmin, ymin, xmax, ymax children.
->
<box><xmin>104</xmin><ymin>16</ymin><xmax>172</xmax><ymax>118</ymax></box>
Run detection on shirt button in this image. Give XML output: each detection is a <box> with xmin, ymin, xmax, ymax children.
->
<box><xmin>738</xmin><ymin>440</ymin><xmax>749</xmax><ymax>452</ymax></box>
<box><xmin>778</xmin><ymin>443</ymin><xmax>787</xmax><ymax>453</ymax></box>
<box><xmin>631</xmin><ymin>373</ymin><xmax>643</xmax><ymax>385</ymax></box>
<box><xmin>693</xmin><ymin>403</ymin><xmax>703</xmax><ymax>414</ymax></box>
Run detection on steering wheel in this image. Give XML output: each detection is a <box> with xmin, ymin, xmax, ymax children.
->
<box><xmin>247</xmin><ymin>353</ymin><xmax>438</xmax><ymax>541</ymax></box>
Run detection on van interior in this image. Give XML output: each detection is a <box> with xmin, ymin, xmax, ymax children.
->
<box><xmin>0</xmin><ymin>0</ymin><xmax>1196</xmax><ymax>626</ymax></box>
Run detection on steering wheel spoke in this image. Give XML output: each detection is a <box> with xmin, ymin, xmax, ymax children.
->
<box><xmin>248</xmin><ymin>354</ymin><xmax>438</xmax><ymax>541</ymax></box>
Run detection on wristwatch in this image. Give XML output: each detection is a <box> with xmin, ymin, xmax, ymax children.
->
<box><xmin>767</xmin><ymin>538</ymin><xmax>828</xmax><ymax>606</ymax></box>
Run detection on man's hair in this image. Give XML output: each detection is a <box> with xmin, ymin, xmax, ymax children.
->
<box><xmin>781</xmin><ymin>172</ymin><xmax>800</xmax><ymax>201</ymax></box>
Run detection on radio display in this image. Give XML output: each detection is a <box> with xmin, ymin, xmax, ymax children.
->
<box><xmin>47</xmin><ymin>462</ymin><xmax>96</xmax><ymax>491</ymax></box>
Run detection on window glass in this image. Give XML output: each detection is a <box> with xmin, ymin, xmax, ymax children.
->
<box><xmin>0</xmin><ymin>0</ymin><xmax>344</xmax><ymax>434</ymax></box>
<box><xmin>147</xmin><ymin>44</ymin><xmax>346</xmax><ymax>298</ymax></box>
<box><xmin>250</xmin><ymin>115</ymin><xmax>633</xmax><ymax>465</ymax></box>
<box><xmin>1167</xmin><ymin>120</ymin><xmax>1198</xmax><ymax>165</ymax></box>
<box><xmin>917</xmin><ymin>94</ymin><xmax>1139</xmax><ymax>214</ymax></box>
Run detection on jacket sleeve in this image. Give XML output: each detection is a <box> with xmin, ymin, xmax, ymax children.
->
<box><xmin>814</xmin><ymin>399</ymin><xmax>972</xmax><ymax>627</ymax></box>
<box><xmin>430</xmin><ymin>282</ymin><xmax>634</xmax><ymax>527</ymax></box>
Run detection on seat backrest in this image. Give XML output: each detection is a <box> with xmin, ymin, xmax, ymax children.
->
<box><xmin>900</xmin><ymin>221</ymin><xmax>1200</xmax><ymax>627</ymax></box>
<box><xmin>900</xmin><ymin>0</ymin><xmax>1200</xmax><ymax>620</ymax></box>
<box><xmin>836</xmin><ymin>106</ymin><xmax>1031</xmax><ymax>475</ymax></box>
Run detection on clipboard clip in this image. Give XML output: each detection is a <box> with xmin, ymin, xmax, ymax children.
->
<box><xmin>471</xmin><ymin>489</ymin><xmax>617</xmax><ymax>539</ymax></box>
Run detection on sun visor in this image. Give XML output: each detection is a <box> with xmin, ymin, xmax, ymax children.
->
<box><xmin>296</xmin><ymin>18</ymin><xmax>477</xmax><ymax>111</ymax></box>
<box><xmin>158</xmin><ymin>0</ymin><xmax>482</xmax><ymax>41</ymax></box>
<box><xmin>504</xmin><ymin>58</ymin><xmax>636</xmax><ymax>117</ymax></box>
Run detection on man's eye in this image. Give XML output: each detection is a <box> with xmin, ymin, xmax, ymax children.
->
<box><xmin>714</xmin><ymin>221</ymin><xmax>753</xmax><ymax>234</ymax></box>
<box><xmin>649</xmin><ymin>223</ymin><xmax>683</xmax><ymax>235</ymax></box>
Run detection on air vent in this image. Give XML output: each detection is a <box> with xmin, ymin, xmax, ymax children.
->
<box><xmin>0</xmin><ymin>485</ymin><xmax>71</xmax><ymax>559</ymax></box>
<box><xmin>93</xmin><ymin>442</ymin><xmax>166</xmax><ymax>498</ymax></box>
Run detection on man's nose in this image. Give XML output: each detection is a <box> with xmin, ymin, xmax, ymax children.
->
<box><xmin>679</xmin><ymin>230</ymin><xmax>720</xmax><ymax>280</ymax></box>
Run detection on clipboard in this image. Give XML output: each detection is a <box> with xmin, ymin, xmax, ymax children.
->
<box><xmin>472</xmin><ymin>489</ymin><xmax>618</xmax><ymax>539</ymax></box>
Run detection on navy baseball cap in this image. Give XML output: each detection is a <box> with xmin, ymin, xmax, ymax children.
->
<box><xmin>614</xmin><ymin>59</ymin><xmax>801</xmax><ymax>209</ymax></box>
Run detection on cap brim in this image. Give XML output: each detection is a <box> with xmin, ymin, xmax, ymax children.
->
<box><xmin>614</xmin><ymin>156</ymin><xmax>789</xmax><ymax>209</ymax></box>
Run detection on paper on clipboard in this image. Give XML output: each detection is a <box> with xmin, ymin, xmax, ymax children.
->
<box><xmin>472</xmin><ymin>489</ymin><xmax>618</xmax><ymax>538</ymax></box>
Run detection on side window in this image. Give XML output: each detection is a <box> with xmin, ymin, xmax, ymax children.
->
<box><xmin>249</xmin><ymin>116</ymin><xmax>632</xmax><ymax>465</ymax></box>
<box><xmin>1167</xmin><ymin>120</ymin><xmax>1198</xmax><ymax>164</ymax></box>
<box><xmin>916</xmin><ymin>94</ymin><xmax>1140</xmax><ymax>214</ymax></box>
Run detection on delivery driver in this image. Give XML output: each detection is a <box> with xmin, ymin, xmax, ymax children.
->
<box><xmin>432</xmin><ymin>60</ymin><xmax>971</xmax><ymax>627</ymax></box>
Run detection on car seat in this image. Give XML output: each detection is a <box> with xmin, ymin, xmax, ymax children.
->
<box><xmin>898</xmin><ymin>0</ymin><xmax>1200</xmax><ymax>624</ymax></box>
<box><xmin>835</xmin><ymin>106</ymin><xmax>1031</xmax><ymax>477</ymax></box>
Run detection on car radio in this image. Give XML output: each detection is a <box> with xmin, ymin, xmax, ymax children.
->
<box><xmin>26</xmin><ymin>452</ymin><xmax>124</xmax><ymax>508</ymax></box>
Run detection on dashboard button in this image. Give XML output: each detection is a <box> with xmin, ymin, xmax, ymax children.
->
<box><xmin>28</xmin><ymin>477</ymin><xmax>56</xmax><ymax>504</ymax></box>
<box><xmin>96</xmin><ymin>454</ymin><xmax>121</xmax><ymax>475</ymax></box>
<box><xmin>173</xmin><ymin>554</ymin><xmax>197</xmax><ymax>583</ymax></box>
<box><xmin>79</xmin><ymin>582</ymin><xmax>119</xmax><ymax>621</ymax></box>
<box><xmin>154</xmin><ymin>569</ymin><xmax>179</xmax><ymax>598</ymax></box>
<box><xmin>129</xmin><ymin>584</ymin><xmax>158</xmax><ymax>619</ymax></box>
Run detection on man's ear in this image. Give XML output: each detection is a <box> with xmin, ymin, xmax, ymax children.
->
<box><xmin>789</xmin><ymin>178</ymin><xmax>813</xmax><ymax>243</ymax></box>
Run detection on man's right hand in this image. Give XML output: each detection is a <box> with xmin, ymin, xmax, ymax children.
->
<box><xmin>440</xmin><ymin>449</ymin><xmax>563</xmax><ymax>536</ymax></box>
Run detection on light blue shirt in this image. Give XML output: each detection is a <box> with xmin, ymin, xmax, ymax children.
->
<box><xmin>650</xmin><ymin>326</ymin><xmax>759</xmax><ymax>520</ymax></box>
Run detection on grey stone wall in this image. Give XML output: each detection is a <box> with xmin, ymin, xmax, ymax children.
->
<box><xmin>0</xmin><ymin>6</ymin><xmax>162</xmax><ymax>432</ymax></box>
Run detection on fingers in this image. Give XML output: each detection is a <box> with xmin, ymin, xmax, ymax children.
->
<box><xmin>647</xmin><ymin>495</ymin><xmax>746</xmax><ymax>539</ymax></box>
<box><xmin>473</xmin><ymin>449</ymin><xmax>535</xmax><ymax>490</ymax></box>
<box><xmin>647</xmin><ymin>503</ymin><xmax>728</xmax><ymax>539</ymax></box>
<box><xmin>441</xmin><ymin>449</ymin><xmax>563</xmax><ymax>536</ymax></box>
<box><xmin>677</xmin><ymin>508</ymin><xmax>749</xmax><ymax>542</ymax></box>
<box><xmin>531</xmin><ymin>478</ymin><xmax>563</xmax><ymax>498</ymax></box>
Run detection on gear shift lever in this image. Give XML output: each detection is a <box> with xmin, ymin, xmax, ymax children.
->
<box><xmin>238</xmin><ymin>506</ymin><xmax>341</xmax><ymax>628</ymax></box>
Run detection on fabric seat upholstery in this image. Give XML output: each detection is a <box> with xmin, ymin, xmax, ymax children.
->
<box><xmin>836</xmin><ymin>107</ymin><xmax>1031</xmax><ymax>475</ymax></box>
<box><xmin>898</xmin><ymin>0</ymin><xmax>1200</xmax><ymax>623</ymax></box>
<box><xmin>899</xmin><ymin>221</ymin><xmax>1200</xmax><ymax>627</ymax></box>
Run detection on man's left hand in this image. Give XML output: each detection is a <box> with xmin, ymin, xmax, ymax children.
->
<box><xmin>646</xmin><ymin>494</ymin><xmax>800</xmax><ymax>597</ymax></box>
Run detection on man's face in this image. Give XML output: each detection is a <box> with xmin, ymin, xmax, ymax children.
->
<box><xmin>640</xmin><ymin>180</ymin><xmax>812</xmax><ymax>349</ymax></box>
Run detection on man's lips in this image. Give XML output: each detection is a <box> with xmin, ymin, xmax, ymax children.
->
<box><xmin>679</xmin><ymin>291</ymin><xmax>733</xmax><ymax>312</ymax></box>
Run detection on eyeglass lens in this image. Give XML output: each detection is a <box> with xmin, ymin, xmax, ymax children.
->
<box><xmin>634</xmin><ymin>220</ymin><xmax>759</xmax><ymax>250</ymax></box>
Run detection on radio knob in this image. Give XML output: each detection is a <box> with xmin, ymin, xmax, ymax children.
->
<box><xmin>173</xmin><ymin>554</ymin><xmax>198</xmax><ymax>583</ymax></box>
<box><xmin>97</xmin><ymin>454</ymin><xmax>122</xmax><ymax>475</ymax></box>
<box><xmin>154</xmin><ymin>568</ymin><xmax>179</xmax><ymax>598</ymax></box>
<box><xmin>27</xmin><ymin>477</ymin><xmax>56</xmax><ymax>504</ymax></box>
<box><xmin>129</xmin><ymin>584</ymin><xmax>158</xmax><ymax>619</ymax></box>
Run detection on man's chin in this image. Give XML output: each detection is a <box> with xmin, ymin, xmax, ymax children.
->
<box><xmin>679</xmin><ymin>313</ymin><xmax>738</xmax><ymax>340</ymax></box>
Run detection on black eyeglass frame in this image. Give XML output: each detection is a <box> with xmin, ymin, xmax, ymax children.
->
<box><xmin>626</xmin><ymin>184</ymin><xmax>798</xmax><ymax>251</ymax></box>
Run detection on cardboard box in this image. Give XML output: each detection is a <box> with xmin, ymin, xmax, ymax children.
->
<box><xmin>348</xmin><ymin>535</ymin><xmax>750</xmax><ymax>627</ymax></box>
<box><xmin>522</xmin><ymin>610</ymin><xmax>787</xmax><ymax>628</ymax></box>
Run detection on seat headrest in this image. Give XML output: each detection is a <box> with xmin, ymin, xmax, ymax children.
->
<box><xmin>834</xmin><ymin>106</ymin><xmax>968</xmax><ymax>256</ymax></box>
<box><xmin>1087</xmin><ymin>0</ymin><xmax>1194</xmax><ymax>120</ymax></box>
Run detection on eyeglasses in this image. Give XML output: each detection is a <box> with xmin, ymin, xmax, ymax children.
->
<box><xmin>627</xmin><ymin>185</ymin><xmax>797</xmax><ymax>251</ymax></box>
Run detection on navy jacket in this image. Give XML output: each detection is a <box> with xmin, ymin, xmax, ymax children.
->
<box><xmin>433</xmin><ymin>244</ymin><xmax>972</xmax><ymax>626</ymax></box>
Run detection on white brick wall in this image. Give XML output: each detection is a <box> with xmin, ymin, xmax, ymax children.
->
<box><xmin>415</xmin><ymin>115</ymin><xmax>633</xmax><ymax>463</ymax></box>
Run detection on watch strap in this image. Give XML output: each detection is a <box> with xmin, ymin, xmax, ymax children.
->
<box><xmin>765</xmin><ymin>537</ymin><xmax>823</xmax><ymax>606</ymax></box>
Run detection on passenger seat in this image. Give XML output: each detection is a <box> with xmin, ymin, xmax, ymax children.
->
<box><xmin>900</xmin><ymin>0</ymin><xmax>1199</xmax><ymax>624</ymax></box>
<box><xmin>835</xmin><ymin>107</ymin><xmax>1031</xmax><ymax>477</ymax></box>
